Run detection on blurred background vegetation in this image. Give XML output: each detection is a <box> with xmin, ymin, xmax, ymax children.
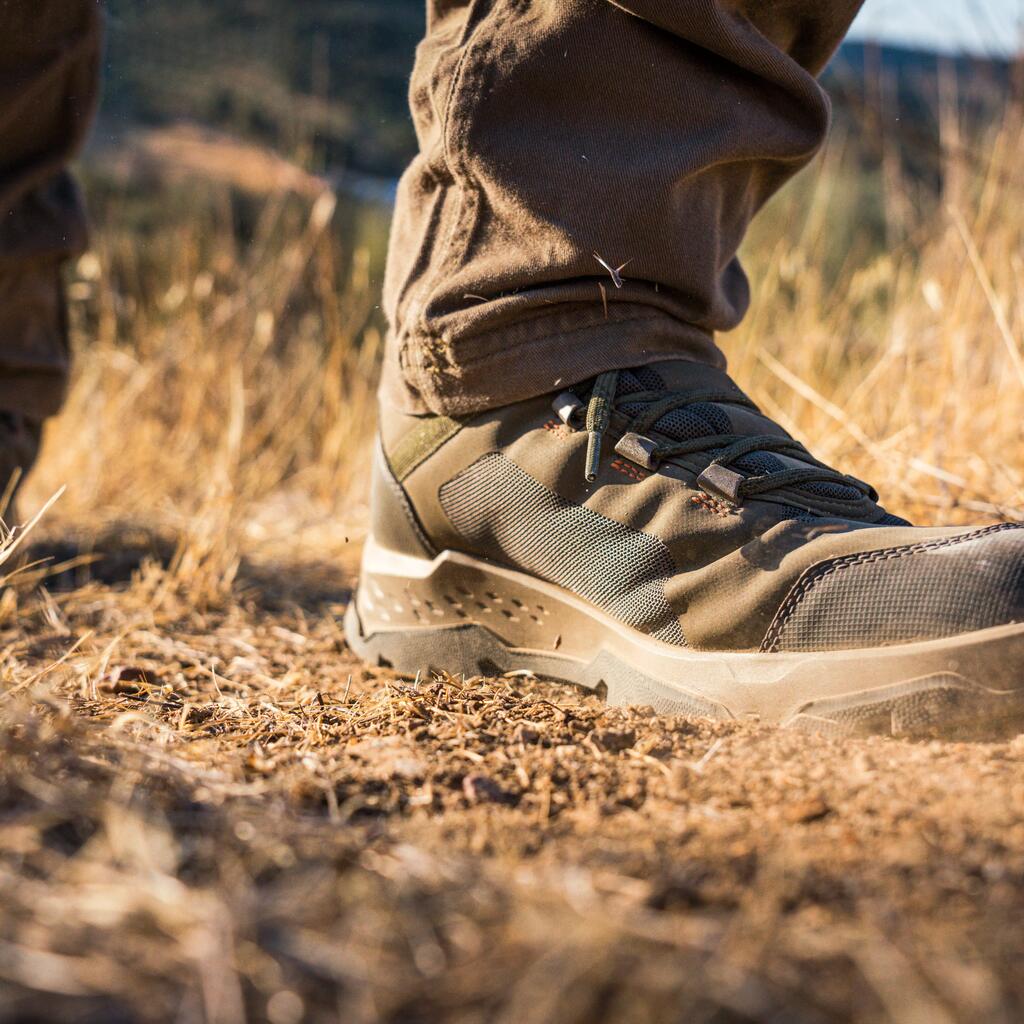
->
<box><xmin>97</xmin><ymin>1</ymin><xmax>1014</xmax><ymax>180</ymax></box>
<box><xmin>101</xmin><ymin>0</ymin><xmax>424</xmax><ymax>178</ymax></box>
<box><xmin>90</xmin><ymin>1</ymin><xmax>1022</xmax><ymax>291</ymax></box>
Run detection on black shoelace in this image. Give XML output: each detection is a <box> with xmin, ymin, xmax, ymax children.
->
<box><xmin>567</xmin><ymin>369</ymin><xmax>876</xmax><ymax>504</ymax></box>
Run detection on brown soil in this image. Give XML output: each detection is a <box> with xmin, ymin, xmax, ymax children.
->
<box><xmin>3</xmin><ymin>539</ymin><xmax>1024</xmax><ymax>1024</ymax></box>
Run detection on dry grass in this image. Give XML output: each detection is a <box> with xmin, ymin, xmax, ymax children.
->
<box><xmin>734</xmin><ymin>105</ymin><xmax>1024</xmax><ymax>528</ymax></box>
<box><xmin>3</xmin><ymin>86</ymin><xmax>1024</xmax><ymax>1022</ymax></box>
<box><xmin>25</xmin><ymin>163</ymin><xmax>380</xmax><ymax>606</ymax></box>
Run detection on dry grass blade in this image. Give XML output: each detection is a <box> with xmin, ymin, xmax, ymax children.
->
<box><xmin>0</xmin><ymin>486</ymin><xmax>65</xmax><ymax>571</ymax></box>
<box><xmin>949</xmin><ymin>204</ymin><xmax>1024</xmax><ymax>391</ymax></box>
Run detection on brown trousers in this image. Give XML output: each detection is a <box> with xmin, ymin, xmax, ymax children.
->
<box><xmin>0</xmin><ymin>0</ymin><xmax>101</xmax><ymax>419</ymax></box>
<box><xmin>2</xmin><ymin>1</ymin><xmax>862</xmax><ymax>421</ymax></box>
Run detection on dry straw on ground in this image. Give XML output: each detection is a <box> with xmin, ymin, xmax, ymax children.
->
<box><xmin>2</xmin><ymin>91</ymin><xmax>1024</xmax><ymax>1022</ymax></box>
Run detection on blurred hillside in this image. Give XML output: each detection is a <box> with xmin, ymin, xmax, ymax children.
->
<box><xmin>100</xmin><ymin>1</ymin><xmax>1019</xmax><ymax>185</ymax></box>
<box><xmin>102</xmin><ymin>0</ymin><xmax>424</xmax><ymax>177</ymax></box>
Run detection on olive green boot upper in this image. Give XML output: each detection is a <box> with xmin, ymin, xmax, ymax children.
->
<box><xmin>375</xmin><ymin>360</ymin><xmax>1024</xmax><ymax>654</ymax></box>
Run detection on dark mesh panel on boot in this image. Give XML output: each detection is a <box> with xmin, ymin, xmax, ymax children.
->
<box><xmin>616</xmin><ymin>368</ymin><xmax>661</xmax><ymax>397</ymax></box>
<box><xmin>626</xmin><ymin>368</ymin><xmax>667</xmax><ymax>391</ymax></box>
<box><xmin>654</xmin><ymin>402</ymin><xmax>731</xmax><ymax>442</ymax></box>
<box><xmin>439</xmin><ymin>453</ymin><xmax>687</xmax><ymax>646</ymax></box>
<box><xmin>775</xmin><ymin>505</ymin><xmax>820</xmax><ymax>524</ymax></box>
<box><xmin>764</xmin><ymin>524</ymin><xmax>1024</xmax><ymax>652</ymax></box>
<box><xmin>735</xmin><ymin>450</ymin><xmax>861</xmax><ymax>502</ymax></box>
<box><xmin>616</xmin><ymin>400</ymin><xmax>731</xmax><ymax>444</ymax></box>
<box><xmin>591</xmin><ymin>368</ymin><xmax>666</xmax><ymax>404</ymax></box>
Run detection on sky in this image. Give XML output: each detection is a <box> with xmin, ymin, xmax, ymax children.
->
<box><xmin>849</xmin><ymin>0</ymin><xmax>1022</xmax><ymax>55</ymax></box>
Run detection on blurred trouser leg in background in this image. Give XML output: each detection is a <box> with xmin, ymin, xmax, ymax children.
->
<box><xmin>0</xmin><ymin>0</ymin><xmax>102</xmax><ymax>511</ymax></box>
<box><xmin>381</xmin><ymin>0</ymin><xmax>864</xmax><ymax>416</ymax></box>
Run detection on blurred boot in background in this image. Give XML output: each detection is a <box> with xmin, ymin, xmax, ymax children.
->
<box><xmin>0</xmin><ymin>0</ymin><xmax>102</xmax><ymax>522</ymax></box>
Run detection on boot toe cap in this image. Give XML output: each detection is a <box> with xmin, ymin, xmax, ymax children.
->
<box><xmin>764</xmin><ymin>525</ymin><xmax>1024</xmax><ymax>652</ymax></box>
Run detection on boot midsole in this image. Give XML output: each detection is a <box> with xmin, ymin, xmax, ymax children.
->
<box><xmin>352</xmin><ymin>537</ymin><xmax>1024</xmax><ymax>723</ymax></box>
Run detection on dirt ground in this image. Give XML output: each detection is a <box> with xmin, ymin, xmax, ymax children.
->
<box><xmin>1</xmin><ymin>71</ymin><xmax>1021</xmax><ymax>1021</ymax></box>
<box><xmin>1</xmin><ymin>530</ymin><xmax>1023</xmax><ymax>1024</ymax></box>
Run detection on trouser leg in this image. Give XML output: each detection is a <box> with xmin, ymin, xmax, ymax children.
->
<box><xmin>0</xmin><ymin>0</ymin><xmax>102</xmax><ymax>420</ymax></box>
<box><xmin>381</xmin><ymin>0</ymin><xmax>863</xmax><ymax>416</ymax></box>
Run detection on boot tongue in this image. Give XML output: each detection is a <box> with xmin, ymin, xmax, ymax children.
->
<box><xmin>613</xmin><ymin>361</ymin><xmax>788</xmax><ymax>443</ymax></box>
<box><xmin>611</xmin><ymin>362</ymin><xmax>864</xmax><ymax>505</ymax></box>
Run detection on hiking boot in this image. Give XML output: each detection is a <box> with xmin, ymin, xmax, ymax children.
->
<box><xmin>345</xmin><ymin>361</ymin><xmax>1024</xmax><ymax>736</ymax></box>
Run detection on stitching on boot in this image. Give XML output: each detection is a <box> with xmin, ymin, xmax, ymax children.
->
<box><xmin>542</xmin><ymin>419</ymin><xmax>573</xmax><ymax>439</ymax></box>
<box><xmin>690</xmin><ymin>492</ymin><xmax>736</xmax><ymax>517</ymax></box>
<box><xmin>611</xmin><ymin>458</ymin><xmax>649</xmax><ymax>482</ymax></box>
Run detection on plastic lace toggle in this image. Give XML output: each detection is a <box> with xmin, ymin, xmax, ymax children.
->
<box><xmin>552</xmin><ymin>391</ymin><xmax>584</xmax><ymax>427</ymax></box>
<box><xmin>696</xmin><ymin>464</ymin><xmax>745</xmax><ymax>504</ymax></box>
<box><xmin>613</xmin><ymin>432</ymin><xmax>660</xmax><ymax>470</ymax></box>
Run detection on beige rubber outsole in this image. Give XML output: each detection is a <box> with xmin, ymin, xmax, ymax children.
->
<box><xmin>345</xmin><ymin>538</ymin><xmax>1024</xmax><ymax>737</ymax></box>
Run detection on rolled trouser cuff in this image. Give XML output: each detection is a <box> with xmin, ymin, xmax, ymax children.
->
<box><xmin>380</xmin><ymin>304</ymin><xmax>724</xmax><ymax>416</ymax></box>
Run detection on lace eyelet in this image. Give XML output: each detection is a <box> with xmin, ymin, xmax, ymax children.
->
<box><xmin>696</xmin><ymin>465</ymin><xmax>745</xmax><ymax>504</ymax></box>
<box><xmin>614</xmin><ymin>433</ymin><xmax>660</xmax><ymax>470</ymax></box>
<box><xmin>551</xmin><ymin>391</ymin><xmax>583</xmax><ymax>428</ymax></box>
